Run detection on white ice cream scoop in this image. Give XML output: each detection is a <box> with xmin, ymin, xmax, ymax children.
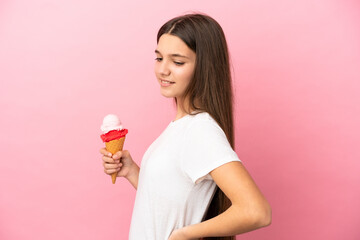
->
<box><xmin>101</xmin><ymin>114</ymin><xmax>123</xmax><ymax>134</ymax></box>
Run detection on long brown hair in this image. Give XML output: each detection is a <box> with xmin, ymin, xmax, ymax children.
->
<box><xmin>157</xmin><ymin>13</ymin><xmax>235</xmax><ymax>240</ymax></box>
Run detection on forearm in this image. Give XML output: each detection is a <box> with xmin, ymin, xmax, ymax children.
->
<box><xmin>126</xmin><ymin>164</ymin><xmax>140</xmax><ymax>189</ymax></box>
<box><xmin>182</xmin><ymin>203</ymin><xmax>271</xmax><ymax>238</ymax></box>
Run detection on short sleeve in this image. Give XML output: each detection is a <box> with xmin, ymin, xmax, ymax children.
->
<box><xmin>181</xmin><ymin>118</ymin><xmax>241</xmax><ymax>184</ymax></box>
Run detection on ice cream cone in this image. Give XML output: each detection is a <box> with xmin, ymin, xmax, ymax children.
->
<box><xmin>105</xmin><ymin>137</ymin><xmax>126</xmax><ymax>184</ymax></box>
<box><xmin>100</xmin><ymin>114</ymin><xmax>128</xmax><ymax>184</ymax></box>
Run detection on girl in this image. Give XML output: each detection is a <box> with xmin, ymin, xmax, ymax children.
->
<box><xmin>100</xmin><ymin>13</ymin><xmax>271</xmax><ymax>240</ymax></box>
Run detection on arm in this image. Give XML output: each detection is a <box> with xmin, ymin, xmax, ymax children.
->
<box><xmin>101</xmin><ymin>148</ymin><xmax>140</xmax><ymax>190</ymax></box>
<box><xmin>124</xmin><ymin>161</ymin><xmax>140</xmax><ymax>189</ymax></box>
<box><xmin>170</xmin><ymin>161</ymin><xmax>271</xmax><ymax>239</ymax></box>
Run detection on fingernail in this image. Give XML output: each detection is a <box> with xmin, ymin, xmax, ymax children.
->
<box><xmin>108</xmin><ymin>153</ymin><xmax>112</xmax><ymax>157</ymax></box>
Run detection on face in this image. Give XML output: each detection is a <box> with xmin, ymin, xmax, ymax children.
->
<box><xmin>154</xmin><ymin>34</ymin><xmax>196</xmax><ymax>101</ymax></box>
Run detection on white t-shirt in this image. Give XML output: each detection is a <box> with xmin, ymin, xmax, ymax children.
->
<box><xmin>129</xmin><ymin>112</ymin><xmax>241</xmax><ymax>240</ymax></box>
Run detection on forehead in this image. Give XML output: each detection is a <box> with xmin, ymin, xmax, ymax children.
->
<box><xmin>156</xmin><ymin>34</ymin><xmax>195</xmax><ymax>57</ymax></box>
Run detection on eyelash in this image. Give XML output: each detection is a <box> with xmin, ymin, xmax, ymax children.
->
<box><xmin>155</xmin><ymin>58</ymin><xmax>184</xmax><ymax>66</ymax></box>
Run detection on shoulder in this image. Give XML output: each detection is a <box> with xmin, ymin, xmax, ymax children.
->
<box><xmin>181</xmin><ymin>112</ymin><xmax>240</xmax><ymax>184</ymax></box>
<box><xmin>184</xmin><ymin>112</ymin><xmax>227</xmax><ymax>141</ymax></box>
<box><xmin>188</xmin><ymin>112</ymin><xmax>221</xmax><ymax>130</ymax></box>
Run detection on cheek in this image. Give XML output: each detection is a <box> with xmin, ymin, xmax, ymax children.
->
<box><xmin>154</xmin><ymin>63</ymin><xmax>159</xmax><ymax>75</ymax></box>
<box><xmin>182</xmin><ymin>70</ymin><xmax>194</xmax><ymax>88</ymax></box>
<box><xmin>174</xmin><ymin>67</ymin><xmax>194</xmax><ymax>84</ymax></box>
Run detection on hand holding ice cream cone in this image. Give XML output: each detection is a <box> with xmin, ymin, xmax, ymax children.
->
<box><xmin>100</xmin><ymin>114</ymin><xmax>128</xmax><ymax>184</ymax></box>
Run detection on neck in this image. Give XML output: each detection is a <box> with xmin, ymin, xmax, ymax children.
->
<box><xmin>174</xmin><ymin>97</ymin><xmax>192</xmax><ymax>121</ymax></box>
<box><xmin>174</xmin><ymin>103</ymin><xmax>187</xmax><ymax>121</ymax></box>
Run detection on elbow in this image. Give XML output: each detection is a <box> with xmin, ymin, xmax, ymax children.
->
<box><xmin>234</xmin><ymin>200</ymin><xmax>272</xmax><ymax>232</ymax></box>
<box><xmin>232</xmin><ymin>201</ymin><xmax>272</xmax><ymax>234</ymax></box>
<box><xmin>255</xmin><ymin>201</ymin><xmax>272</xmax><ymax>228</ymax></box>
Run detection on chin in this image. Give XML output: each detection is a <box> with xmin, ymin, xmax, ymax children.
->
<box><xmin>161</xmin><ymin>94</ymin><xmax>174</xmax><ymax>98</ymax></box>
<box><xmin>160</xmin><ymin>90</ymin><xmax>175</xmax><ymax>98</ymax></box>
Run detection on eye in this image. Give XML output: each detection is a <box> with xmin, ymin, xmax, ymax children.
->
<box><xmin>155</xmin><ymin>57</ymin><xmax>162</xmax><ymax>62</ymax></box>
<box><xmin>174</xmin><ymin>61</ymin><xmax>184</xmax><ymax>66</ymax></box>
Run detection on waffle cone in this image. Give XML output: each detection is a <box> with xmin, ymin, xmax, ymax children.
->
<box><xmin>105</xmin><ymin>136</ymin><xmax>126</xmax><ymax>184</ymax></box>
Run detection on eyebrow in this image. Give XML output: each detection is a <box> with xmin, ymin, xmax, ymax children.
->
<box><xmin>155</xmin><ymin>49</ymin><xmax>189</xmax><ymax>59</ymax></box>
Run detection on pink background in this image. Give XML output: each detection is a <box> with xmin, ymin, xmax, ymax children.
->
<box><xmin>1</xmin><ymin>0</ymin><xmax>359</xmax><ymax>239</ymax></box>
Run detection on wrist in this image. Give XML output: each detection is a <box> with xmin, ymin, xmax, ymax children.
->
<box><xmin>125</xmin><ymin>163</ymin><xmax>140</xmax><ymax>188</ymax></box>
<box><xmin>179</xmin><ymin>226</ymin><xmax>192</xmax><ymax>239</ymax></box>
<box><xmin>126</xmin><ymin>163</ymin><xmax>139</xmax><ymax>179</ymax></box>
<box><xmin>170</xmin><ymin>227</ymin><xmax>190</xmax><ymax>240</ymax></box>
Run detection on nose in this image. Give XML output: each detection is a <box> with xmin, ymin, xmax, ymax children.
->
<box><xmin>157</xmin><ymin>60</ymin><xmax>170</xmax><ymax>76</ymax></box>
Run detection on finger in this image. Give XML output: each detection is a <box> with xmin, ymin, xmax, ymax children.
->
<box><xmin>103</xmin><ymin>163</ymin><xmax>120</xmax><ymax>169</ymax></box>
<box><xmin>112</xmin><ymin>150</ymin><xmax>123</xmax><ymax>160</ymax></box>
<box><xmin>100</xmin><ymin>148</ymin><xmax>112</xmax><ymax>157</ymax></box>
<box><xmin>113</xmin><ymin>150</ymin><xmax>129</xmax><ymax>160</ymax></box>
<box><xmin>104</xmin><ymin>168</ymin><xmax>119</xmax><ymax>174</ymax></box>
<box><xmin>102</xmin><ymin>155</ymin><xmax>115</xmax><ymax>163</ymax></box>
<box><xmin>102</xmin><ymin>156</ymin><xmax>120</xmax><ymax>164</ymax></box>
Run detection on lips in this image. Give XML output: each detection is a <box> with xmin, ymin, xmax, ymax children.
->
<box><xmin>159</xmin><ymin>79</ymin><xmax>175</xmax><ymax>87</ymax></box>
<box><xmin>160</xmin><ymin>79</ymin><xmax>175</xmax><ymax>83</ymax></box>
